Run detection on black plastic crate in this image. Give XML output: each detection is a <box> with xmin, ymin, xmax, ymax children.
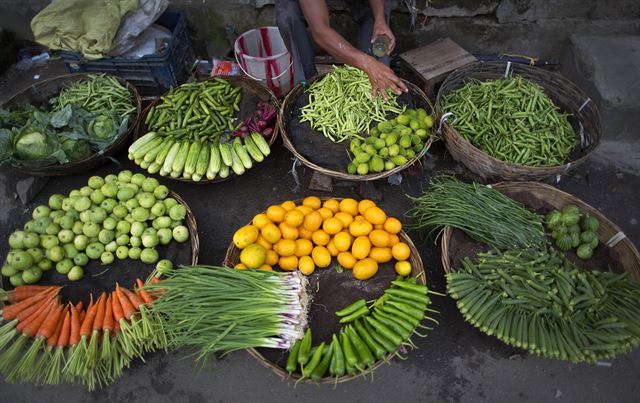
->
<box><xmin>60</xmin><ymin>10</ymin><xmax>195</xmax><ymax>97</ymax></box>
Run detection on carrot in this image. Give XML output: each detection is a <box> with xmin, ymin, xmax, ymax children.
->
<box><xmin>23</xmin><ymin>299</ymin><xmax>58</xmax><ymax>338</ymax></box>
<box><xmin>16</xmin><ymin>295</ymin><xmax>57</xmax><ymax>334</ymax></box>
<box><xmin>103</xmin><ymin>294</ymin><xmax>114</xmax><ymax>332</ymax></box>
<box><xmin>2</xmin><ymin>287</ymin><xmax>59</xmax><ymax>320</ymax></box>
<box><xmin>120</xmin><ymin>287</ymin><xmax>144</xmax><ymax>310</ymax></box>
<box><xmin>15</xmin><ymin>291</ymin><xmax>58</xmax><ymax>322</ymax></box>
<box><xmin>92</xmin><ymin>293</ymin><xmax>107</xmax><ymax>331</ymax></box>
<box><xmin>136</xmin><ymin>279</ymin><xmax>154</xmax><ymax>304</ymax></box>
<box><xmin>112</xmin><ymin>290</ymin><xmax>124</xmax><ymax>323</ymax></box>
<box><xmin>74</xmin><ymin>301</ymin><xmax>83</xmax><ymax>314</ymax></box>
<box><xmin>48</xmin><ymin>306</ymin><xmax>68</xmax><ymax>347</ymax></box>
<box><xmin>150</xmin><ymin>277</ymin><xmax>161</xmax><ymax>284</ymax></box>
<box><xmin>116</xmin><ymin>285</ymin><xmax>137</xmax><ymax>320</ymax></box>
<box><xmin>57</xmin><ymin>310</ymin><xmax>72</xmax><ymax>347</ymax></box>
<box><xmin>80</xmin><ymin>295</ymin><xmax>100</xmax><ymax>338</ymax></box>
<box><xmin>69</xmin><ymin>304</ymin><xmax>81</xmax><ymax>345</ymax></box>
<box><xmin>7</xmin><ymin>285</ymin><xmax>51</xmax><ymax>303</ymax></box>
<box><xmin>37</xmin><ymin>303</ymin><xmax>64</xmax><ymax>339</ymax></box>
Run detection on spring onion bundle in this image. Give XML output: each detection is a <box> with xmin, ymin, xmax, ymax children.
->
<box><xmin>300</xmin><ymin>65</ymin><xmax>403</xmax><ymax>142</ymax></box>
<box><xmin>147</xmin><ymin>265</ymin><xmax>309</xmax><ymax>362</ymax></box>
<box><xmin>407</xmin><ymin>176</ymin><xmax>545</xmax><ymax>250</ymax></box>
<box><xmin>447</xmin><ymin>248</ymin><xmax>640</xmax><ymax>362</ymax></box>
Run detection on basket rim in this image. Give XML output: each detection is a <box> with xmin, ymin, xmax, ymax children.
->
<box><xmin>434</xmin><ymin>61</ymin><xmax>602</xmax><ymax>175</ymax></box>
<box><xmin>278</xmin><ymin>73</ymin><xmax>437</xmax><ymax>181</ymax></box>
<box><xmin>439</xmin><ymin>181</ymin><xmax>640</xmax><ymax>276</ymax></box>
<box><xmin>223</xmin><ymin>196</ymin><xmax>426</xmax><ymax>384</ymax></box>
<box><xmin>134</xmin><ymin>75</ymin><xmax>280</xmax><ymax>184</ymax></box>
<box><xmin>1</xmin><ymin>73</ymin><xmax>142</xmax><ymax>175</ymax></box>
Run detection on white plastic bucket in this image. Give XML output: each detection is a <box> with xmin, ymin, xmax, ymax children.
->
<box><xmin>234</xmin><ymin>26</ymin><xmax>293</xmax><ymax>97</ymax></box>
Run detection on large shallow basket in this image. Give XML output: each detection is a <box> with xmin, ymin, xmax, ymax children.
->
<box><xmin>436</xmin><ymin>62</ymin><xmax>602</xmax><ymax>181</ymax></box>
<box><xmin>224</xmin><ymin>197</ymin><xmax>426</xmax><ymax>384</ymax></box>
<box><xmin>441</xmin><ymin>182</ymin><xmax>640</xmax><ymax>281</ymax></box>
<box><xmin>279</xmin><ymin>76</ymin><xmax>435</xmax><ymax>181</ymax></box>
<box><xmin>1</xmin><ymin>73</ymin><xmax>141</xmax><ymax>176</ymax></box>
<box><xmin>134</xmin><ymin>75</ymin><xmax>279</xmax><ymax>184</ymax></box>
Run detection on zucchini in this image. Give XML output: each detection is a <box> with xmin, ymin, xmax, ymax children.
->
<box><xmin>219</xmin><ymin>142</ymin><xmax>233</xmax><ymax>167</ymax></box>
<box><xmin>128</xmin><ymin>131</ymin><xmax>157</xmax><ymax>155</ymax></box>
<box><xmin>233</xmin><ymin>138</ymin><xmax>253</xmax><ymax>169</ymax></box>
<box><xmin>206</xmin><ymin>143</ymin><xmax>221</xmax><ymax>180</ymax></box>
<box><xmin>243</xmin><ymin>136</ymin><xmax>264</xmax><ymax>162</ymax></box>
<box><xmin>218</xmin><ymin>162</ymin><xmax>230</xmax><ymax>179</ymax></box>
<box><xmin>160</xmin><ymin>141</ymin><xmax>181</xmax><ymax>176</ymax></box>
<box><xmin>154</xmin><ymin>138</ymin><xmax>176</xmax><ymax>165</ymax></box>
<box><xmin>132</xmin><ymin>136</ymin><xmax>164</xmax><ymax>160</ymax></box>
<box><xmin>184</xmin><ymin>141</ymin><xmax>202</xmax><ymax>176</ymax></box>
<box><xmin>251</xmin><ymin>132</ymin><xmax>271</xmax><ymax>156</ymax></box>
<box><xmin>171</xmin><ymin>140</ymin><xmax>191</xmax><ymax>176</ymax></box>
<box><xmin>229</xmin><ymin>146</ymin><xmax>245</xmax><ymax>176</ymax></box>
<box><xmin>194</xmin><ymin>143</ymin><xmax>210</xmax><ymax>179</ymax></box>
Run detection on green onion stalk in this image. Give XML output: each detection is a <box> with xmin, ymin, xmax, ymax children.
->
<box><xmin>146</xmin><ymin>265</ymin><xmax>310</xmax><ymax>363</ymax></box>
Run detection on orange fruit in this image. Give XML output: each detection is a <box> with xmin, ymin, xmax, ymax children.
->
<box><xmin>334</xmin><ymin>212</ymin><xmax>354</xmax><ymax>228</ymax></box>
<box><xmin>261</xmin><ymin>223</ymin><xmax>282</xmax><ymax>244</ymax></box>
<box><xmin>358</xmin><ymin>199</ymin><xmax>376</xmax><ymax>215</ymax></box>
<box><xmin>369</xmin><ymin>229</ymin><xmax>390</xmax><ymax>247</ymax></box>
<box><xmin>265</xmin><ymin>249</ymin><xmax>278</xmax><ymax>265</ymax></box>
<box><xmin>234</xmin><ymin>263</ymin><xmax>248</xmax><ymax>270</ymax></box>
<box><xmin>388</xmin><ymin>233</ymin><xmax>400</xmax><ymax>247</ymax></box>
<box><xmin>295</xmin><ymin>205</ymin><xmax>313</xmax><ymax>215</ymax></box>
<box><xmin>258</xmin><ymin>264</ymin><xmax>273</xmax><ymax>271</ymax></box>
<box><xmin>337</xmin><ymin>251</ymin><xmax>357</xmax><ymax>269</ymax></box>
<box><xmin>322</xmin><ymin>217</ymin><xmax>343</xmax><ymax>235</ymax></box>
<box><xmin>323</xmin><ymin>199</ymin><xmax>340</xmax><ymax>214</ymax></box>
<box><xmin>298</xmin><ymin>226</ymin><xmax>313</xmax><ymax>240</ymax></box>
<box><xmin>364</xmin><ymin>206</ymin><xmax>387</xmax><ymax>225</ymax></box>
<box><xmin>326</xmin><ymin>239</ymin><xmax>339</xmax><ymax>257</ymax></box>
<box><xmin>395</xmin><ymin>261</ymin><xmax>412</xmax><ymax>276</ymax></box>
<box><xmin>349</xmin><ymin>220</ymin><xmax>373</xmax><ymax>237</ymax></box>
<box><xmin>339</xmin><ymin>198</ymin><xmax>359</xmax><ymax>216</ymax></box>
<box><xmin>252</xmin><ymin>213</ymin><xmax>271</xmax><ymax>229</ymax></box>
<box><xmin>275</xmin><ymin>239</ymin><xmax>297</xmax><ymax>257</ymax></box>
<box><xmin>266</xmin><ymin>205</ymin><xmax>286</xmax><ymax>223</ymax></box>
<box><xmin>256</xmin><ymin>235</ymin><xmax>272</xmax><ymax>250</ymax></box>
<box><xmin>302</xmin><ymin>196</ymin><xmax>322</xmax><ymax>210</ymax></box>
<box><xmin>279</xmin><ymin>222</ymin><xmax>299</xmax><ymax>240</ymax></box>
<box><xmin>354</xmin><ymin>215</ymin><xmax>365</xmax><ymax>221</ymax></box>
<box><xmin>369</xmin><ymin>247</ymin><xmax>393</xmax><ymax>263</ymax></box>
<box><xmin>374</xmin><ymin>224</ymin><xmax>384</xmax><ymax>230</ymax></box>
<box><xmin>353</xmin><ymin>258</ymin><xmax>378</xmax><ymax>280</ymax></box>
<box><xmin>298</xmin><ymin>255</ymin><xmax>315</xmax><ymax>275</ymax></box>
<box><xmin>352</xmin><ymin>236</ymin><xmax>372</xmax><ymax>260</ymax></box>
<box><xmin>278</xmin><ymin>255</ymin><xmax>298</xmax><ymax>271</ymax></box>
<box><xmin>284</xmin><ymin>209</ymin><xmax>305</xmax><ymax>227</ymax></box>
<box><xmin>317</xmin><ymin>207</ymin><xmax>333</xmax><ymax>220</ymax></box>
<box><xmin>280</xmin><ymin>200</ymin><xmax>297</xmax><ymax>211</ymax></box>
<box><xmin>383</xmin><ymin>217</ymin><xmax>402</xmax><ymax>234</ymax></box>
<box><xmin>311</xmin><ymin>246</ymin><xmax>332</xmax><ymax>268</ymax></box>
<box><xmin>303</xmin><ymin>211</ymin><xmax>323</xmax><ymax>232</ymax></box>
<box><xmin>311</xmin><ymin>229</ymin><xmax>330</xmax><ymax>246</ymax></box>
<box><xmin>295</xmin><ymin>238</ymin><xmax>313</xmax><ymax>257</ymax></box>
<box><xmin>333</xmin><ymin>231</ymin><xmax>352</xmax><ymax>252</ymax></box>
<box><xmin>391</xmin><ymin>242</ymin><xmax>411</xmax><ymax>261</ymax></box>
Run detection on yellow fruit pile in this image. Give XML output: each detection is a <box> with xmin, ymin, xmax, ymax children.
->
<box><xmin>231</xmin><ymin>197</ymin><xmax>413</xmax><ymax>280</ymax></box>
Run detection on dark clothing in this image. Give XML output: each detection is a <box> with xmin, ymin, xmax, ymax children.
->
<box><xmin>275</xmin><ymin>0</ymin><xmax>392</xmax><ymax>83</ymax></box>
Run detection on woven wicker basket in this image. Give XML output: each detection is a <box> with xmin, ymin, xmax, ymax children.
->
<box><xmin>223</xmin><ymin>197</ymin><xmax>426</xmax><ymax>384</ymax></box>
<box><xmin>1</xmin><ymin>73</ymin><xmax>141</xmax><ymax>176</ymax></box>
<box><xmin>441</xmin><ymin>182</ymin><xmax>640</xmax><ymax>281</ymax></box>
<box><xmin>171</xmin><ymin>190</ymin><xmax>200</xmax><ymax>266</ymax></box>
<box><xmin>135</xmin><ymin>75</ymin><xmax>279</xmax><ymax>184</ymax></box>
<box><xmin>279</xmin><ymin>76</ymin><xmax>435</xmax><ymax>181</ymax></box>
<box><xmin>436</xmin><ymin>62</ymin><xmax>602</xmax><ymax>181</ymax></box>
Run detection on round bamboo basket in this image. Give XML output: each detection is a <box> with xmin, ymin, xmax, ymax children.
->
<box><xmin>224</xmin><ymin>197</ymin><xmax>426</xmax><ymax>384</ymax></box>
<box><xmin>1</xmin><ymin>73</ymin><xmax>141</xmax><ymax>176</ymax></box>
<box><xmin>279</xmin><ymin>75</ymin><xmax>436</xmax><ymax>181</ymax></box>
<box><xmin>134</xmin><ymin>75</ymin><xmax>279</xmax><ymax>184</ymax></box>
<box><xmin>170</xmin><ymin>190</ymin><xmax>200</xmax><ymax>266</ymax></box>
<box><xmin>441</xmin><ymin>182</ymin><xmax>640</xmax><ymax>281</ymax></box>
<box><xmin>436</xmin><ymin>62</ymin><xmax>602</xmax><ymax>181</ymax></box>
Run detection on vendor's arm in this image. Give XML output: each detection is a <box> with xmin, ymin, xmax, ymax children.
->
<box><xmin>298</xmin><ymin>0</ymin><xmax>407</xmax><ymax>100</ymax></box>
<box><xmin>368</xmin><ymin>0</ymin><xmax>396</xmax><ymax>53</ymax></box>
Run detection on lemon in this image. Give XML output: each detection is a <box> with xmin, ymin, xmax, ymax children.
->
<box><xmin>239</xmin><ymin>243</ymin><xmax>267</xmax><ymax>269</ymax></box>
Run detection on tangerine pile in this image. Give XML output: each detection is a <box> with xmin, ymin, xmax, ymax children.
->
<box><xmin>231</xmin><ymin>197</ymin><xmax>413</xmax><ymax>280</ymax></box>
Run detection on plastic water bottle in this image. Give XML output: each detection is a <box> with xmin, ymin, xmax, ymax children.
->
<box><xmin>372</xmin><ymin>35</ymin><xmax>390</xmax><ymax>58</ymax></box>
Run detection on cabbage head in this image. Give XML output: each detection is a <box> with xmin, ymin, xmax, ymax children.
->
<box><xmin>88</xmin><ymin>114</ymin><xmax>118</xmax><ymax>140</ymax></box>
<box><xmin>61</xmin><ymin>138</ymin><xmax>92</xmax><ymax>162</ymax></box>
<box><xmin>14</xmin><ymin>130</ymin><xmax>53</xmax><ymax>160</ymax></box>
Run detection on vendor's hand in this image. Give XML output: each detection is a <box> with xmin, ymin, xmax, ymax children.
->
<box><xmin>362</xmin><ymin>57</ymin><xmax>408</xmax><ymax>101</ymax></box>
<box><xmin>371</xmin><ymin>21</ymin><xmax>396</xmax><ymax>54</ymax></box>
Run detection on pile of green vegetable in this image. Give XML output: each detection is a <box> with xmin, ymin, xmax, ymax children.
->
<box><xmin>1</xmin><ymin>171</ymin><xmax>189</xmax><ymax>286</ymax></box>
<box><xmin>440</xmin><ymin>76</ymin><xmax>576</xmax><ymax>166</ymax></box>
<box><xmin>299</xmin><ymin>65</ymin><xmax>403</xmax><ymax>142</ymax></box>
<box><xmin>285</xmin><ymin>277</ymin><xmax>437</xmax><ymax>382</ymax></box>
<box><xmin>0</xmin><ymin>74</ymin><xmax>134</xmax><ymax>167</ymax></box>
<box><xmin>407</xmin><ymin>176</ymin><xmax>546</xmax><ymax>250</ymax></box>
<box><xmin>546</xmin><ymin>205</ymin><xmax>600</xmax><ymax>259</ymax></box>
<box><xmin>347</xmin><ymin>107</ymin><xmax>433</xmax><ymax>175</ymax></box>
<box><xmin>447</xmin><ymin>248</ymin><xmax>640</xmax><ymax>362</ymax></box>
<box><xmin>130</xmin><ymin>78</ymin><xmax>274</xmax><ymax>181</ymax></box>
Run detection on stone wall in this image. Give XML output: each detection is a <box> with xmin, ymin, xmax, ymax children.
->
<box><xmin>0</xmin><ymin>0</ymin><xmax>638</xmax><ymax>60</ymax></box>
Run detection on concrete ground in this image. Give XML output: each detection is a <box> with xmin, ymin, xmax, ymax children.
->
<box><xmin>0</xmin><ymin>61</ymin><xmax>638</xmax><ymax>403</ymax></box>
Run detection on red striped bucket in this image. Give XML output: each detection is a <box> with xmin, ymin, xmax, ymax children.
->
<box><xmin>234</xmin><ymin>26</ymin><xmax>293</xmax><ymax>98</ymax></box>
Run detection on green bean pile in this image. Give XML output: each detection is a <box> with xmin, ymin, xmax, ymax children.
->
<box><xmin>447</xmin><ymin>249</ymin><xmax>640</xmax><ymax>362</ymax></box>
<box><xmin>441</xmin><ymin>76</ymin><xmax>576</xmax><ymax>166</ymax></box>
<box><xmin>299</xmin><ymin>65</ymin><xmax>403</xmax><ymax>142</ymax></box>
<box><xmin>53</xmin><ymin>74</ymin><xmax>136</xmax><ymax>120</ymax></box>
<box><xmin>407</xmin><ymin>176</ymin><xmax>545</xmax><ymax>250</ymax></box>
<box><xmin>144</xmin><ymin>78</ymin><xmax>241</xmax><ymax>142</ymax></box>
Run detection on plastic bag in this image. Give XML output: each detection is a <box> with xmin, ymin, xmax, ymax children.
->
<box><xmin>108</xmin><ymin>0</ymin><xmax>170</xmax><ymax>56</ymax></box>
